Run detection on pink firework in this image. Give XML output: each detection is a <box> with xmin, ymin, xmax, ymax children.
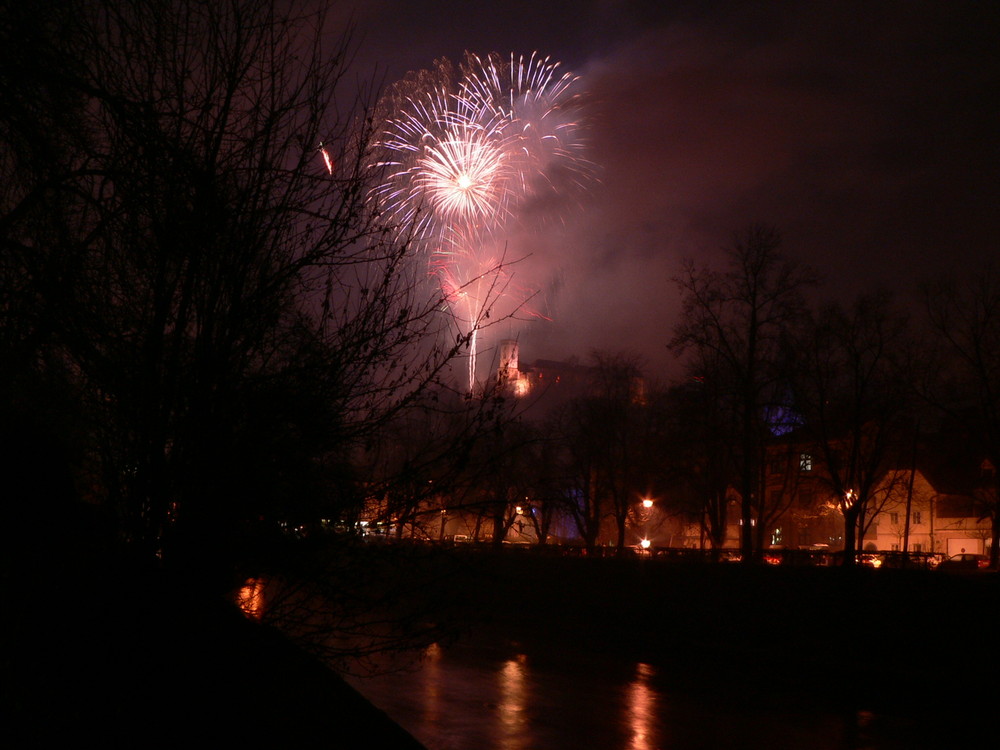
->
<box><xmin>372</xmin><ymin>84</ymin><xmax>514</xmax><ymax>247</ymax></box>
<box><xmin>459</xmin><ymin>52</ymin><xmax>595</xmax><ymax>203</ymax></box>
<box><xmin>372</xmin><ymin>52</ymin><xmax>591</xmax><ymax>391</ymax></box>
<box><xmin>431</xmin><ymin>235</ymin><xmax>537</xmax><ymax>393</ymax></box>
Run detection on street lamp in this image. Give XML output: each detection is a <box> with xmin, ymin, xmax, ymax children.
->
<box><xmin>638</xmin><ymin>497</ymin><xmax>655</xmax><ymax>553</ymax></box>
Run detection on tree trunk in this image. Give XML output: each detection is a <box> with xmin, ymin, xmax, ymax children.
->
<box><xmin>842</xmin><ymin>505</ymin><xmax>861</xmax><ymax>566</ymax></box>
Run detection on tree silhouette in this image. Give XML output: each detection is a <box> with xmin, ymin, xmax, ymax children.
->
<box><xmin>922</xmin><ymin>263</ymin><xmax>1000</xmax><ymax>567</ymax></box>
<box><xmin>0</xmin><ymin>0</ymin><xmax>509</xmax><ymax>586</ymax></box>
<box><xmin>670</xmin><ymin>225</ymin><xmax>817</xmax><ymax>560</ymax></box>
<box><xmin>788</xmin><ymin>291</ymin><xmax>915</xmax><ymax>564</ymax></box>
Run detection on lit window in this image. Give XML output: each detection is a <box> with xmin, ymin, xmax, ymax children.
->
<box><xmin>799</xmin><ymin>454</ymin><xmax>813</xmax><ymax>472</ymax></box>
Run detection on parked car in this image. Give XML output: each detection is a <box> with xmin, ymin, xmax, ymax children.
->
<box><xmin>938</xmin><ymin>552</ymin><xmax>990</xmax><ymax>572</ymax></box>
<box><xmin>859</xmin><ymin>553</ymin><xmax>884</xmax><ymax>568</ymax></box>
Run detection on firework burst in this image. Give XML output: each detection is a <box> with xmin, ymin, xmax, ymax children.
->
<box><xmin>372</xmin><ymin>85</ymin><xmax>514</xmax><ymax>247</ymax></box>
<box><xmin>459</xmin><ymin>52</ymin><xmax>594</xmax><ymax>201</ymax></box>
<box><xmin>414</xmin><ymin>116</ymin><xmax>510</xmax><ymax>230</ymax></box>
<box><xmin>371</xmin><ymin>52</ymin><xmax>592</xmax><ymax>391</ymax></box>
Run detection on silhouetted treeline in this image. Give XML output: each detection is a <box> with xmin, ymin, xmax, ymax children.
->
<box><xmin>0</xmin><ymin>0</ymin><xmax>512</xmax><ymax>590</ymax></box>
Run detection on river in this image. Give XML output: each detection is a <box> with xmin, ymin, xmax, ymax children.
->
<box><xmin>345</xmin><ymin>639</ymin><xmax>963</xmax><ymax>750</ymax></box>
<box><xmin>243</xmin><ymin>551</ymin><xmax>993</xmax><ymax>748</ymax></box>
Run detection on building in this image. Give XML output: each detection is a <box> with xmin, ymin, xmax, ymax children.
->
<box><xmin>496</xmin><ymin>339</ymin><xmax>646</xmax><ymax>417</ymax></box>
<box><xmin>864</xmin><ymin>459</ymin><xmax>995</xmax><ymax>557</ymax></box>
<box><xmin>757</xmin><ymin>431</ymin><xmax>995</xmax><ymax>557</ymax></box>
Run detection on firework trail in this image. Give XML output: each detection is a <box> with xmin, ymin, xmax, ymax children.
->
<box><xmin>319</xmin><ymin>144</ymin><xmax>334</xmax><ymax>174</ymax></box>
<box><xmin>372</xmin><ymin>52</ymin><xmax>592</xmax><ymax>391</ymax></box>
<box><xmin>432</xmin><ymin>226</ymin><xmax>542</xmax><ymax>391</ymax></box>
<box><xmin>433</xmin><ymin>254</ymin><xmax>496</xmax><ymax>393</ymax></box>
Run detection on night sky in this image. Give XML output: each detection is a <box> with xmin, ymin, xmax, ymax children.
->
<box><xmin>339</xmin><ymin>0</ymin><xmax>999</xmax><ymax>380</ymax></box>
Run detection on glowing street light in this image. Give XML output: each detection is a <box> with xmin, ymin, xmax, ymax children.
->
<box><xmin>638</xmin><ymin>498</ymin><xmax>655</xmax><ymax>552</ymax></box>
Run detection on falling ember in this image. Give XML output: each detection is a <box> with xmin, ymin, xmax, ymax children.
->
<box><xmin>319</xmin><ymin>144</ymin><xmax>334</xmax><ymax>174</ymax></box>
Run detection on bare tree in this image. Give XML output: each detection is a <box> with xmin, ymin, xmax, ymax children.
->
<box><xmin>546</xmin><ymin>351</ymin><xmax>652</xmax><ymax>554</ymax></box>
<box><xmin>663</xmin><ymin>361</ymin><xmax>740</xmax><ymax>556</ymax></box>
<box><xmin>0</xmin><ymin>0</ymin><xmax>511</xmax><ymax>579</ymax></box>
<box><xmin>922</xmin><ymin>263</ymin><xmax>1000</xmax><ymax>567</ymax></box>
<box><xmin>670</xmin><ymin>225</ymin><xmax>817</xmax><ymax>561</ymax></box>
<box><xmin>589</xmin><ymin>352</ymin><xmax>650</xmax><ymax>554</ymax></box>
<box><xmin>789</xmin><ymin>291</ymin><xmax>914</xmax><ymax>565</ymax></box>
<box><xmin>552</xmin><ymin>398</ymin><xmax>605</xmax><ymax>553</ymax></box>
<box><xmin>459</xmin><ymin>410</ymin><xmax>539</xmax><ymax>548</ymax></box>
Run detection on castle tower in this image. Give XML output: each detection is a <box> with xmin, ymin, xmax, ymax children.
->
<box><xmin>498</xmin><ymin>339</ymin><xmax>519</xmax><ymax>379</ymax></box>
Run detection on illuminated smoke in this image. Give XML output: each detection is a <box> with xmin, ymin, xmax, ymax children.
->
<box><xmin>372</xmin><ymin>52</ymin><xmax>592</xmax><ymax>391</ymax></box>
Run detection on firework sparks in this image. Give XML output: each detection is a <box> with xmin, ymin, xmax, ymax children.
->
<box><xmin>373</xmin><ymin>85</ymin><xmax>514</xmax><ymax>247</ymax></box>
<box><xmin>372</xmin><ymin>52</ymin><xmax>592</xmax><ymax>391</ymax></box>
<box><xmin>414</xmin><ymin>116</ymin><xmax>511</xmax><ymax>230</ymax></box>
<box><xmin>460</xmin><ymin>52</ymin><xmax>595</xmax><ymax>203</ymax></box>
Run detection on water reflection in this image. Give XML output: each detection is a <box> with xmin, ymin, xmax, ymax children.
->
<box><xmin>346</xmin><ymin>642</ymin><xmax>953</xmax><ymax>750</ymax></box>
<box><xmin>498</xmin><ymin>654</ymin><xmax>529</xmax><ymax>750</ymax></box>
<box><xmin>627</xmin><ymin>663</ymin><xmax>658</xmax><ymax>750</ymax></box>
<box><xmin>422</xmin><ymin>643</ymin><xmax>444</xmax><ymax>730</ymax></box>
<box><xmin>347</xmin><ymin>644</ymin><xmax>679</xmax><ymax>750</ymax></box>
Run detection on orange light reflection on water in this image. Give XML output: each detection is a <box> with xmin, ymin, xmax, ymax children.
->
<box><xmin>627</xmin><ymin>662</ymin><xmax>659</xmax><ymax>750</ymax></box>
<box><xmin>423</xmin><ymin>643</ymin><xmax>444</xmax><ymax>728</ymax></box>
<box><xmin>499</xmin><ymin>654</ymin><xmax>529</xmax><ymax>750</ymax></box>
<box><xmin>237</xmin><ymin>577</ymin><xmax>265</xmax><ymax>620</ymax></box>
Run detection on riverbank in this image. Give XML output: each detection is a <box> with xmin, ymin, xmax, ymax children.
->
<box><xmin>4</xmin><ymin>553</ymin><xmax>426</xmax><ymax>748</ymax></box>
<box><xmin>436</xmin><ymin>550</ymin><xmax>999</xmax><ymax>715</ymax></box>
<box><xmin>7</xmin><ymin>540</ymin><xmax>995</xmax><ymax>745</ymax></box>
<box><xmin>338</xmin><ymin>547</ymin><xmax>999</xmax><ymax>749</ymax></box>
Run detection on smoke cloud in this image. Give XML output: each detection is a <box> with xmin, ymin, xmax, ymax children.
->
<box><xmin>349</xmin><ymin>0</ymin><xmax>999</xmax><ymax>380</ymax></box>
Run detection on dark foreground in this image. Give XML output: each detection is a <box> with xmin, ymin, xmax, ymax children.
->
<box><xmin>4</xmin><ymin>553</ymin><xmax>426</xmax><ymax>748</ymax></box>
<box><xmin>6</xmin><ymin>539</ymin><xmax>998</xmax><ymax>747</ymax></box>
<box><xmin>446</xmin><ymin>550</ymin><xmax>1000</xmax><ymax>715</ymax></box>
<box><xmin>355</xmin><ymin>547</ymin><xmax>1000</xmax><ymax>749</ymax></box>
